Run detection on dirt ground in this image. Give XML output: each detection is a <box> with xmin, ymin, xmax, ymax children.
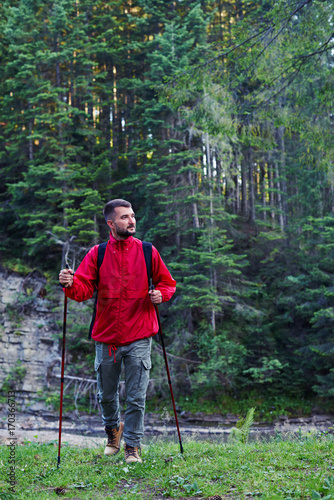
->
<box><xmin>0</xmin><ymin>428</ymin><xmax>105</xmax><ymax>448</ymax></box>
<box><xmin>1</xmin><ymin>411</ymin><xmax>106</xmax><ymax>448</ymax></box>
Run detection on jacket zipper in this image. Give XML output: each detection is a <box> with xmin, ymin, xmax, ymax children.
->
<box><xmin>116</xmin><ymin>243</ymin><xmax>123</xmax><ymax>343</ymax></box>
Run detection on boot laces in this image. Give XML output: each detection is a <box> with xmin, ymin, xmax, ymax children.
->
<box><xmin>125</xmin><ymin>444</ymin><xmax>141</xmax><ymax>458</ymax></box>
<box><xmin>106</xmin><ymin>426</ymin><xmax>119</xmax><ymax>447</ymax></box>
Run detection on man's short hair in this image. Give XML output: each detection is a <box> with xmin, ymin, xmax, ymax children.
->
<box><xmin>103</xmin><ymin>199</ymin><xmax>132</xmax><ymax>222</ymax></box>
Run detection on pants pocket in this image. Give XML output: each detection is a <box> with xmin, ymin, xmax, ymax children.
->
<box><xmin>137</xmin><ymin>357</ymin><xmax>151</xmax><ymax>393</ymax></box>
<box><xmin>141</xmin><ymin>357</ymin><xmax>151</xmax><ymax>371</ymax></box>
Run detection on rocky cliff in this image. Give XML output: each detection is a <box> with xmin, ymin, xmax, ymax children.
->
<box><xmin>0</xmin><ymin>270</ymin><xmax>60</xmax><ymax>410</ymax></box>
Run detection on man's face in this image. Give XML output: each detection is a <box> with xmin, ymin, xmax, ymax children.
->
<box><xmin>107</xmin><ymin>206</ymin><xmax>136</xmax><ymax>240</ymax></box>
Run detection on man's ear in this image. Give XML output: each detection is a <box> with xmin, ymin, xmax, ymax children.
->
<box><xmin>107</xmin><ymin>220</ymin><xmax>114</xmax><ymax>230</ymax></box>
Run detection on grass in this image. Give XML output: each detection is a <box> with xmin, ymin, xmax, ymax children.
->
<box><xmin>0</xmin><ymin>432</ymin><xmax>334</xmax><ymax>500</ymax></box>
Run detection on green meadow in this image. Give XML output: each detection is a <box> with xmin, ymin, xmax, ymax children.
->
<box><xmin>1</xmin><ymin>431</ymin><xmax>333</xmax><ymax>500</ymax></box>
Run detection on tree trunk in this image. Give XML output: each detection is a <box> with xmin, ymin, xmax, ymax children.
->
<box><xmin>205</xmin><ymin>133</ymin><xmax>214</xmax><ymax>226</ymax></box>
<box><xmin>205</xmin><ymin>132</ymin><xmax>216</xmax><ymax>333</ymax></box>
<box><xmin>268</xmin><ymin>154</ymin><xmax>275</xmax><ymax>226</ymax></box>
<box><xmin>112</xmin><ymin>65</ymin><xmax>119</xmax><ymax>171</ymax></box>
<box><xmin>275</xmin><ymin>160</ymin><xmax>284</xmax><ymax>231</ymax></box>
<box><xmin>241</xmin><ymin>155</ymin><xmax>248</xmax><ymax>218</ymax></box>
<box><xmin>233</xmin><ymin>149</ymin><xmax>240</xmax><ymax>214</ymax></box>
<box><xmin>277</xmin><ymin>125</ymin><xmax>288</xmax><ymax>229</ymax></box>
<box><xmin>188</xmin><ymin>170</ymin><xmax>200</xmax><ymax>237</ymax></box>
<box><xmin>248</xmin><ymin>147</ymin><xmax>255</xmax><ymax>222</ymax></box>
<box><xmin>260</xmin><ymin>161</ymin><xmax>266</xmax><ymax>221</ymax></box>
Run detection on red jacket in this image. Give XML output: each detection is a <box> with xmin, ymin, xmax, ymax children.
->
<box><xmin>64</xmin><ymin>234</ymin><xmax>176</xmax><ymax>346</ymax></box>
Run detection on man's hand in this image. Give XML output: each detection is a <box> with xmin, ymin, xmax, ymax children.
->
<box><xmin>59</xmin><ymin>268</ymin><xmax>74</xmax><ymax>288</ymax></box>
<box><xmin>149</xmin><ymin>289</ymin><xmax>162</xmax><ymax>305</ymax></box>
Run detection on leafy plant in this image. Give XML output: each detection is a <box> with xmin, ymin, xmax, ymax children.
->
<box><xmin>1</xmin><ymin>360</ymin><xmax>27</xmax><ymax>393</ymax></box>
<box><xmin>230</xmin><ymin>407</ymin><xmax>256</xmax><ymax>444</ymax></box>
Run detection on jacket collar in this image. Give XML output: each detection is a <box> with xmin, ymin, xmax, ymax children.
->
<box><xmin>109</xmin><ymin>232</ymin><xmax>135</xmax><ymax>248</ymax></box>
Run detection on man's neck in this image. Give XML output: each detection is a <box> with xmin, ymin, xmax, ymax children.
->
<box><xmin>111</xmin><ymin>231</ymin><xmax>130</xmax><ymax>242</ymax></box>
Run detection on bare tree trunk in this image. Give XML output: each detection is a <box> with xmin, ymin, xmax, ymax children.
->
<box><xmin>187</xmin><ymin>131</ymin><xmax>200</xmax><ymax>239</ymax></box>
<box><xmin>103</xmin><ymin>61</ymin><xmax>113</xmax><ymax>193</ymax></box>
<box><xmin>125</xmin><ymin>2</ymin><xmax>135</xmax><ymax>172</ymax></box>
<box><xmin>216</xmin><ymin>157</ymin><xmax>222</xmax><ymax>199</ymax></box>
<box><xmin>268</xmin><ymin>154</ymin><xmax>275</xmax><ymax>226</ymax></box>
<box><xmin>205</xmin><ymin>132</ymin><xmax>216</xmax><ymax>333</ymax></box>
<box><xmin>112</xmin><ymin>65</ymin><xmax>119</xmax><ymax>171</ymax></box>
<box><xmin>277</xmin><ymin>125</ymin><xmax>288</xmax><ymax>229</ymax></box>
<box><xmin>233</xmin><ymin>149</ymin><xmax>240</xmax><ymax>214</ymax></box>
<box><xmin>330</xmin><ymin>181</ymin><xmax>334</xmax><ymax>215</ymax></box>
<box><xmin>188</xmin><ymin>170</ymin><xmax>200</xmax><ymax>237</ymax></box>
<box><xmin>275</xmin><ymin>161</ymin><xmax>284</xmax><ymax>231</ymax></box>
<box><xmin>55</xmin><ymin>34</ymin><xmax>63</xmax><ymax>146</ymax></box>
<box><xmin>233</xmin><ymin>173</ymin><xmax>239</xmax><ymax>214</ymax></box>
<box><xmin>260</xmin><ymin>161</ymin><xmax>266</xmax><ymax>221</ymax></box>
<box><xmin>205</xmin><ymin>133</ymin><xmax>214</xmax><ymax>226</ymax></box>
<box><xmin>211</xmin><ymin>268</ymin><xmax>217</xmax><ymax>333</ymax></box>
<box><xmin>248</xmin><ymin>147</ymin><xmax>255</xmax><ymax>222</ymax></box>
<box><xmin>241</xmin><ymin>155</ymin><xmax>248</xmax><ymax>218</ymax></box>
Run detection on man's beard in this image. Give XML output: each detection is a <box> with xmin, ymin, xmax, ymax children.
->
<box><xmin>114</xmin><ymin>223</ymin><xmax>136</xmax><ymax>238</ymax></box>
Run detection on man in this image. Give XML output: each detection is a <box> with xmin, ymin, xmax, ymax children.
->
<box><xmin>59</xmin><ymin>199</ymin><xmax>176</xmax><ymax>463</ymax></box>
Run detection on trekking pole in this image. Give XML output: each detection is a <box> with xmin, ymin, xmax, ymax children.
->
<box><xmin>57</xmin><ymin>265</ymin><xmax>69</xmax><ymax>468</ymax></box>
<box><xmin>150</xmin><ymin>281</ymin><xmax>184</xmax><ymax>454</ymax></box>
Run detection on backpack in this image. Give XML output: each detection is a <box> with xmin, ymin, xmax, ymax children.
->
<box><xmin>88</xmin><ymin>241</ymin><xmax>152</xmax><ymax>339</ymax></box>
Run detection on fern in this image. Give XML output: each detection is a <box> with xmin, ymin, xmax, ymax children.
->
<box><xmin>228</xmin><ymin>407</ymin><xmax>256</xmax><ymax>444</ymax></box>
<box><xmin>240</xmin><ymin>407</ymin><xmax>255</xmax><ymax>443</ymax></box>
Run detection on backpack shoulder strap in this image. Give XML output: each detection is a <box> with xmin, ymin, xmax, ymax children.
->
<box><xmin>88</xmin><ymin>241</ymin><xmax>108</xmax><ymax>340</ymax></box>
<box><xmin>142</xmin><ymin>241</ymin><xmax>152</xmax><ymax>288</ymax></box>
<box><xmin>96</xmin><ymin>241</ymin><xmax>108</xmax><ymax>286</ymax></box>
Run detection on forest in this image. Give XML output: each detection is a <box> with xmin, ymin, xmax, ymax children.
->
<box><xmin>1</xmin><ymin>0</ymin><xmax>334</xmax><ymax>418</ymax></box>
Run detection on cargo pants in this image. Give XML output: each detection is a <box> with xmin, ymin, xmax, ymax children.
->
<box><xmin>95</xmin><ymin>337</ymin><xmax>152</xmax><ymax>448</ymax></box>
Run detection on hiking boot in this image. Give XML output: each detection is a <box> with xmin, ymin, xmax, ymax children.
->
<box><xmin>104</xmin><ymin>421</ymin><xmax>124</xmax><ymax>456</ymax></box>
<box><xmin>124</xmin><ymin>443</ymin><xmax>142</xmax><ymax>464</ymax></box>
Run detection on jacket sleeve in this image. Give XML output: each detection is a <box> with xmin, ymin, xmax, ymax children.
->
<box><xmin>152</xmin><ymin>246</ymin><xmax>176</xmax><ymax>302</ymax></box>
<box><xmin>63</xmin><ymin>245</ymin><xmax>99</xmax><ymax>302</ymax></box>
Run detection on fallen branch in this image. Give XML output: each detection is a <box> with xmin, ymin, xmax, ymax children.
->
<box><xmin>154</xmin><ymin>346</ymin><xmax>202</xmax><ymax>364</ymax></box>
